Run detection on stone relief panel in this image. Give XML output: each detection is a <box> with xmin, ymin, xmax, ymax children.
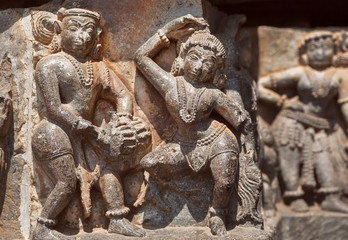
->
<box><xmin>26</xmin><ymin>5</ymin><xmax>263</xmax><ymax>239</ymax></box>
<box><xmin>0</xmin><ymin>1</ymin><xmax>269</xmax><ymax>239</ymax></box>
<box><xmin>258</xmin><ymin>30</ymin><xmax>348</xmax><ymax>214</ymax></box>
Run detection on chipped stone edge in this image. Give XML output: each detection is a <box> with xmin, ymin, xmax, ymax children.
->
<box><xmin>19</xmin><ymin>9</ymin><xmax>35</xmax><ymax>240</ymax></box>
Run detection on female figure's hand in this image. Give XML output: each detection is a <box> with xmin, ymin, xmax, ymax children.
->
<box><xmin>161</xmin><ymin>14</ymin><xmax>208</xmax><ymax>41</ymax></box>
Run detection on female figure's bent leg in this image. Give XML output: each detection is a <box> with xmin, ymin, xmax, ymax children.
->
<box><xmin>209</xmin><ymin>151</ymin><xmax>238</xmax><ymax>236</ymax></box>
<box><xmin>138</xmin><ymin>143</ymin><xmax>188</xmax><ymax>211</ymax></box>
<box><xmin>208</xmin><ymin>128</ymin><xmax>239</xmax><ymax>236</ymax></box>
<box><xmin>140</xmin><ymin>143</ymin><xmax>188</xmax><ymax>181</ymax></box>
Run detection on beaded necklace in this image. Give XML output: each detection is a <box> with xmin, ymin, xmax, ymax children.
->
<box><xmin>177</xmin><ymin>77</ymin><xmax>206</xmax><ymax>123</ymax></box>
<box><xmin>62</xmin><ymin>52</ymin><xmax>94</xmax><ymax>88</ymax></box>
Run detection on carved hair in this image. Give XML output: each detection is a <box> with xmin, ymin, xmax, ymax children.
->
<box><xmin>297</xmin><ymin>31</ymin><xmax>334</xmax><ymax>65</ymax></box>
<box><xmin>170</xmin><ymin>31</ymin><xmax>227</xmax><ymax>88</ymax></box>
<box><xmin>31</xmin><ymin>11</ymin><xmax>56</xmax><ymax>45</ymax></box>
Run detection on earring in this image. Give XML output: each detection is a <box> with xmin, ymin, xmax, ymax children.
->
<box><xmin>49</xmin><ymin>34</ymin><xmax>61</xmax><ymax>53</ymax></box>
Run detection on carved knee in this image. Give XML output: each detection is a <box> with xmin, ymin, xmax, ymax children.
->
<box><xmin>140</xmin><ymin>152</ymin><xmax>159</xmax><ymax>170</ymax></box>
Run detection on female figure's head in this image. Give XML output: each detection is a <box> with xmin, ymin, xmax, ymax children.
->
<box><xmin>298</xmin><ymin>31</ymin><xmax>335</xmax><ymax>69</ymax></box>
<box><xmin>171</xmin><ymin>31</ymin><xmax>226</xmax><ymax>88</ymax></box>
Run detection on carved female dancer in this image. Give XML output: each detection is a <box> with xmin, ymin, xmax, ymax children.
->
<box><xmin>32</xmin><ymin>8</ymin><xmax>148</xmax><ymax>238</ymax></box>
<box><xmin>258</xmin><ymin>31</ymin><xmax>348</xmax><ymax>213</ymax></box>
<box><xmin>135</xmin><ymin>15</ymin><xmax>253</xmax><ymax>235</ymax></box>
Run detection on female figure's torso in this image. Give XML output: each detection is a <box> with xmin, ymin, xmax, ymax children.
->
<box><xmin>165</xmin><ymin>77</ymin><xmax>217</xmax><ymax>140</ymax></box>
<box><xmin>297</xmin><ymin>66</ymin><xmax>341</xmax><ymax>117</ymax></box>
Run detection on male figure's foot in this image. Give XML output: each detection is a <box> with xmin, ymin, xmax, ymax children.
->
<box><xmin>290</xmin><ymin>198</ymin><xmax>309</xmax><ymax>212</ymax></box>
<box><xmin>209</xmin><ymin>215</ymin><xmax>227</xmax><ymax>236</ymax></box>
<box><xmin>32</xmin><ymin>222</ymin><xmax>73</xmax><ymax>240</ymax></box>
<box><xmin>321</xmin><ymin>194</ymin><xmax>348</xmax><ymax>213</ymax></box>
<box><xmin>108</xmin><ymin>217</ymin><xmax>146</xmax><ymax>237</ymax></box>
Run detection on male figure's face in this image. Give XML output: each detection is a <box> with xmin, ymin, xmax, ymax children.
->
<box><xmin>60</xmin><ymin>16</ymin><xmax>99</xmax><ymax>57</ymax></box>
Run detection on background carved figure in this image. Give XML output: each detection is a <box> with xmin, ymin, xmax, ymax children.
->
<box><xmin>134</xmin><ymin>14</ymin><xmax>262</xmax><ymax>236</ymax></box>
<box><xmin>258</xmin><ymin>118</ymin><xmax>278</xmax><ymax>216</ymax></box>
<box><xmin>0</xmin><ymin>56</ymin><xmax>13</xmax><ymax>219</ymax></box>
<box><xmin>31</xmin><ymin>8</ymin><xmax>151</xmax><ymax>238</ymax></box>
<box><xmin>258</xmin><ymin>31</ymin><xmax>348</xmax><ymax>213</ymax></box>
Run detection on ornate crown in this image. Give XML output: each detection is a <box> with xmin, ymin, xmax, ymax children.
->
<box><xmin>181</xmin><ymin>31</ymin><xmax>226</xmax><ymax>59</ymax></box>
<box><xmin>57</xmin><ymin>8</ymin><xmax>101</xmax><ymax>22</ymax></box>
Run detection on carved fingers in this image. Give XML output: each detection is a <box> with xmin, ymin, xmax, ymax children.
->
<box><xmin>163</xmin><ymin>15</ymin><xmax>208</xmax><ymax>39</ymax></box>
<box><xmin>116</xmin><ymin>125</ymin><xmax>138</xmax><ymax>155</ymax></box>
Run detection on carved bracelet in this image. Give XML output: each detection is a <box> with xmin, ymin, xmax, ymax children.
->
<box><xmin>117</xmin><ymin>112</ymin><xmax>133</xmax><ymax>119</ymax></box>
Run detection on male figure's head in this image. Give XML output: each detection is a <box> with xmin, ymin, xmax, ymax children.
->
<box><xmin>55</xmin><ymin>8</ymin><xmax>102</xmax><ymax>58</ymax></box>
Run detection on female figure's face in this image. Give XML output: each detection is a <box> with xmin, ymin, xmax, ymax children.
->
<box><xmin>184</xmin><ymin>45</ymin><xmax>218</xmax><ymax>83</ymax></box>
<box><xmin>60</xmin><ymin>16</ymin><xmax>99</xmax><ymax>57</ymax></box>
<box><xmin>306</xmin><ymin>37</ymin><xmax>334</xmax><ymax>69</ymax></box>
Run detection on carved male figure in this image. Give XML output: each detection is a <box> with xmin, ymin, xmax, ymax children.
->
<box><xmin>258</xmin><ymin>31</ymin><xmax>348</xmax><ymax>213</ymax></box>
<box><xmin>135</xmin><ymin>15</ymin><xmax>255</xmax><ymax>235</ymax></box>
<box><xmin>32</xmin><ymin>8</ymin><xmax>149</xmax><ymax>238</ymax></box>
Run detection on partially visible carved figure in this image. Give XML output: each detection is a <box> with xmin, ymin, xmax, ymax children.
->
<box><xmin>258</xmin><ymin>118</ymin><xmax>278</xmax><ymax>217</ymax></box>
<box><xmin>135</xmin><ymin>15</ymin><xmax>260</xmax><ymax>235</ymax></box>
<box><xmin>258</xmin><ymin>31</ymin><xmax>348</xmax><ymax>213</ymax></box>
<box><xmin>0</xmin><ymin>56</ymin><xmax>12</xmax><ymax>216</ymax></box>
<box><xmin>32</xmin><ymin>8</ymin><xmax>150</xmax><ymax>238</ymax></box>
<box><xmin>224</xmin><ymin>34</ymin><xmax>262</xmax><ymax>225</ymax></box>
<box><xmin>334</xmin><ymin>31</ymin><xmax>348</xmax><ymax>67</ymax></box>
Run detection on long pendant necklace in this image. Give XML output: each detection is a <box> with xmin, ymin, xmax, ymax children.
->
<box><xmin>177</xmin><ymin>77</ymin><xmax>206</xmax><ymax>123</ymax></box>
<box><xmin>62</xmin><ymin>52</ymin><xmax>94</xmax><ymax>88</ymax></box>
<box><xmin>305</xmin><ymin>67</ymin><xmax>330</xmax><ymax>99</ymax></box>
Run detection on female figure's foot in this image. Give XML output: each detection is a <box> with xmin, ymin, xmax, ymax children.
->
<box><xmin>321</xmin><ymin>194</ymin><xmax>348</xmax><ymax>213</ymax></box>
<box><xmin>209</xmin><ymin>215</ymin><xmax>227</xmax><ymax>236</ymax></box>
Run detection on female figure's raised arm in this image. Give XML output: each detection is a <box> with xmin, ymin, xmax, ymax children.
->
<box><xmin>134</xmin><ymin>32</ymin><xmax>176</xmax><ymax>98</ymax></box>
<box><xmin>258</xmin><ymin>66</ymin><xmax>303</xmax><ymax>106</ymax></box>
<box><xmin>134</xmin><ymin>15</ymin><xmax>208</xmax><ymax>98</ymax></box>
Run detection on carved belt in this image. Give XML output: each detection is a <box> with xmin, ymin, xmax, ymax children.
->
<box><xmin>281</xmin><ymin>109</ymin><xmax>330</xmax><ymax>130</ymax></box>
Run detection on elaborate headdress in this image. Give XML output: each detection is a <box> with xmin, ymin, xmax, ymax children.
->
<box><xmin>179</xmin><ymin>31</ymin><xmax>226</xmax><ymax>60</ymax></box>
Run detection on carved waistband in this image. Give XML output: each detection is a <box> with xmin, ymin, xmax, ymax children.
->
<box><xmin>173</xmin><ymin>123</ymin><xmax>226</xmax><ymax>147</ymax></box>
<box><xmin>281</xmin><ymin>109</ymin><xmax>330</xmax><ymax>130</ymax></box>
